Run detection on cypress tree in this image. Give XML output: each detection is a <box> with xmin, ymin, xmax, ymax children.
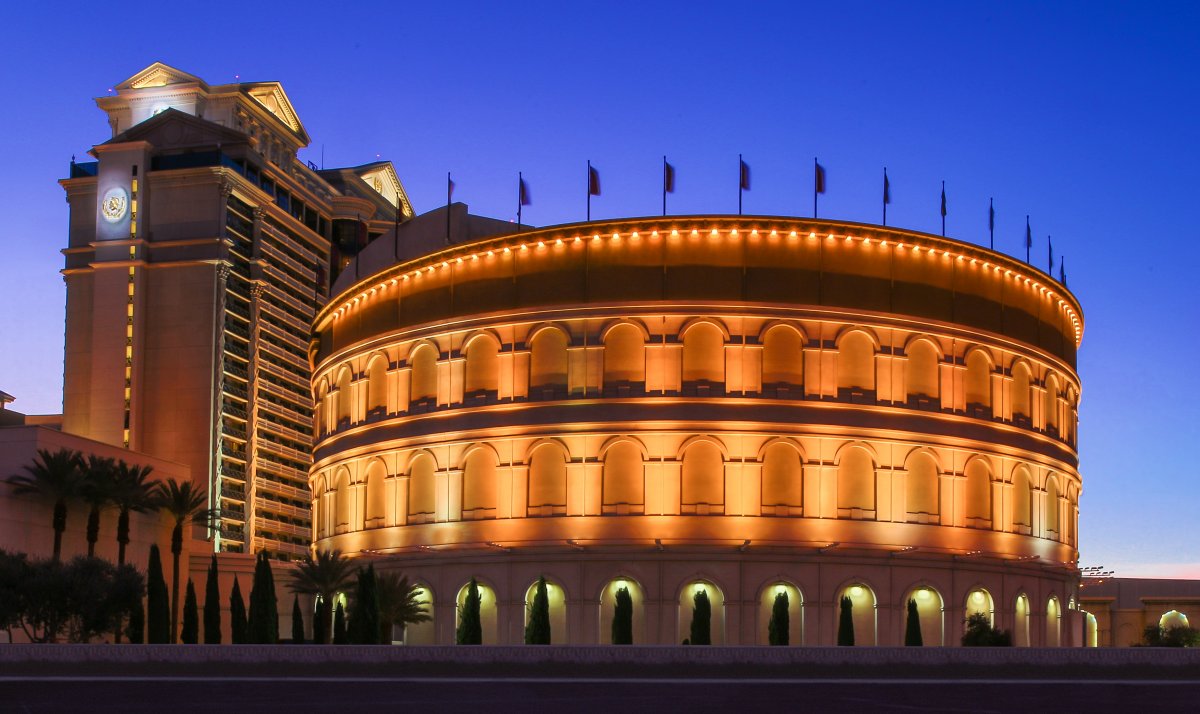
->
<box><xmin>126</xmin><ymin>593</ymin><xmax>145</xmax><ymax>644</ymax></box>
<box><xmin>611</xmin><ymin>586</ymin><xmax>633</xmax><ymax>645</ymax></box>
<box><xmin>291</xmin><ymin>595</ymin><xmax>305</xmax><ymax>644</ymax></box>
<box><xmin>146</xmin><ymin>544</ymin><xmax>170</xmax><ymax>644</ymax></box>
<box><xmin>312</xmin><ymin>597</ymin><xmax>328</xmax><ymax>645</ymax></box>
<box><xmin>332</xmin><ymin>601</ymin><xmax>348</xmax><ymax>644</ymax></box>
<box><xmin>689</xmin><ymin>588</ymin><xmax>711</xmax><ymax>645</ymax></box>
<box><xmin>524</xmin><ymin>576</ymin><xmax>551</xmax><ymax>644</ymax></box>
<box><xmin>247</xmin><ymin>553</ymin><xmax>279</xmax><ymax>644</ymax></box>
<box><xmin>229</xmin><ymin>576</ymin><xmax>248</xmax><ymax>644</ymax></box>
<box><xmin>456</xmin><ymin>577</ymin><xmax>482</xmax><ymax>645</ymax></box>
<box><xmin>768</xmin><ymin>591</ymin><xmax>789</xmax><ymax>646</ymax></box>
<box><xmin>905</xmin><ymin>599</ymin><xmax>923</xmax><ymax>646</ymax></box>
<box><xmin>203</xmin><ymin>555</ymin><xmax>221</xmax><ymax>644</ymax></box>
<box><xmin>348</xmin><ymin>565</ymin><xmax>381</xmax><ymax>644</ymax></box>
<box><xmin>180</xmin><ymin>579</ymin><xmax>199</xmax><ymax>644</ymax></box>
<box><xmin>837</xmin><ymin>595</ymin><xmax>855</xmax><ymax>646</ymax></box>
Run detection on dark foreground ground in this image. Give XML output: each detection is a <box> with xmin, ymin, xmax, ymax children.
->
<box><xmin>1</xmin><ymin>646</ymin><xmax>1197</xmax><ymax>712</ymax></box>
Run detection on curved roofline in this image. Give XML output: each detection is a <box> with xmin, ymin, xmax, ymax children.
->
<box><xmin>318</xmin><ymin>214</ymin><xmax>1084</xmax><ymax>345</ymax></box>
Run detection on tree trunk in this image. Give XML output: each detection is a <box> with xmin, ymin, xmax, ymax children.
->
<box><xmin>117</xmin><ymin>509</ymin><xmax>130</xmax><ymax>566</ymax></box>
<box><xmin>52</xmin><ymin>500</ymin><xmax>67</xmax><ymax>562</ymax></box>
<box><xmin>171</xmin><ymin>522</ymin><xmax>183</xmax><ymax>644</ymax></box>
<box><xmin>86</xmin><ymin>505</ymin><xmax>101</xmax><ymax>558</ymax></box>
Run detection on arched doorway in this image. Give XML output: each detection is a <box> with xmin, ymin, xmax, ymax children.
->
<box><xmin>456</xmin><ymin>580</ymin><xmax>498</xmax><ymax>644</ymax></box>
<box><xmin>598</xmin><ymin>577</ymin><xmax>646</xmax><ymax>644</ymax></box>
<box><xmin>904</xmin><ymin>586</ymin><xmax>944</xmax><ymax>646</ymax></box>
<box><xmin>402</xmin><ymin>583</ymin><xmax>435</xmax><ymax>645</ymax></box>
<box><xmin>1046</xmin><ymin>596</ymin><xmax>1062</xmax><ymax>646</ymax></box>
<box><xmin>758</xmin><ymin>582</ymin><xmax>803</xmax><ymax>645</ymax></box>
<box><xmin>837</xmin><ymin>583</ymin><xmax>878</xmax><ymax>646</ymax></box>
<box><xmin>677</xmin><ymin>581</ymin><xmax>725</xmax><ymax>644</ymax></box>
<box><xmin>1014</xmin><ymin>593</ymin><xmax>1031</xmax><ymax>647</ymax></box>
<box><xmin>524</xmin><ymin>578</ymin><xmax>568</xmax><ymax>644</ymax></box>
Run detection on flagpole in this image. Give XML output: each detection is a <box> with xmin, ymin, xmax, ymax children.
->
<box><xmin>517</xmin><ymin>171</ymin><xmax>523</xmax><ymax>232</ymax></box>
<box><xmin>989</xmin><ymin>197</ymin><xmax>994</xmax><ymax>250</ymax></box>
<box><xmin>882</xmin><ymin>167</ymin><xmax>888</xmax><ymax>226</ymax></box>
<box><xmin>662</xmin><ymin>156</ymin><xmax>667</xmax><ymax>217</ymax></box>
<box><xmin>445</xmin><ymin>172</ymin><xmax>451</xmax><ymax>244</ymax></box>
<box><xmin>1048</xmin><ymin>234</ymin><xmax>1052</xmax><ymax>274</ymax></box>
<box><xmin>1025</xmin><ymin>215</ymin><xmax>1031</xmax><ymax>263</ymax></box>
<box><xmin>941</xmin><ymin>181</ymin><xmax>946</xmax><ymax>237</ymax></box>
<box><xmin>738</xmin><ymin>154</ymin><xmax>743</xmax><ymax>216</ymax></box>
<box><xmin>587</xmin><ymin>160</ymin><xmax>592</xmax><ymax>222</ymax></box>
<box><xmin>813</xmin><ymin>157</ymin><xmax>818</xmax><ymax>218</ymax></box>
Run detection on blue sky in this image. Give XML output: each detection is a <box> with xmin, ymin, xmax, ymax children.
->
<box><xmin>3</xmin><ymin>1</ymin><xmax>1198</xmax><ymax>576</ymax></box>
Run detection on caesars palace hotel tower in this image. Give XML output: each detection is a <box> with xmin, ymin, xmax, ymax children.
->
<box><xmin>58</xmin><ymin>63</ymin><xmax>411</xmax><ymax>558</ymax></box>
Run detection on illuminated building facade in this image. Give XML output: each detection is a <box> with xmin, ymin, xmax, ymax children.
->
<box><xmin>311</xmin><ymin>216</ymin><xmax>1084</xmax><ymax>645</ymax></box>
<box><xmin>59</xmin><ymin>63</ymin><xmax>411</xmax><ymax>558</ymax></box>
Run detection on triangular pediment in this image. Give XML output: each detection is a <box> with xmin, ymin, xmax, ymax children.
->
<box><xmin>117</xmin><ymin>62</ymin><xmax>206</xmax><ymax>91</ymax></box>
<box><xmin>104</xmin><ymin>108</ymin><xmax>247</xmax><ymax>150</ymax></box>
<box><xmin>243</xmin><ymin>83</ymin><xmax>308</xmax><ymax>142</ymax></box>
<box><xmin>356</xmin><ymin>162</ymin><xmax>413</xmax><ymax>217</ymax></box>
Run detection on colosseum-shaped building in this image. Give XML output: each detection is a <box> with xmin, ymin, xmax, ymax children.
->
<box><xmin>309</xmin><ymin>214</ymin><xmax>1083</xmax><ymax>646</ymax></box>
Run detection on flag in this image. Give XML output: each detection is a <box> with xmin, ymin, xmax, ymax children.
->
<box><xmin>448</xmin><ymin>174</ymin><xmax>455</xmax><ymax>199</ymax></box>
<box><xmin>739</xmin><ymin>157</ymin><xmax>751</xmax><ymax>191</ymax></box>
<box><xmin>883</xmin><ymin>170</ymin><xmax>891</xmax><ymax>205</ymax></box>
<box><xmin>1048</xmin><ymin>235</ymin><xmax>1054</xmax><ymax>272</ymax></box>
<box><xmin>519</xmin><ymin>176</ymin><xmax>531</xmax><ymax>206</ymax></box>
<box><xmin>588</xmin><ymin>164</ymin><xmax>600</xmax><ymax>196</ymax></box>
<box><xmin>814</xmin><ymin>161</ymin><xmax>826</xmax><ymax>194</ymax></box>
<box><xmin>940</xmin><ymin>183</ymin><xmax>947</xmax><ymax>217</ymax></box>
<box><xmin>1025</xmin><ymin>217</ymin><xmax>1032</xmax><ymax>250</ymax></box>
<box><xmin>1059</xmin><ymin>257</ymin><xmax>1067</xmax><ymax>285</ymax></box>
<box><xmin>663</xmin><ymin>159</ymin><xmax>675</xmax><ymax>193</ymax></box>
<box><xmin>988</xmin><ymin>199</ymin><xmax>994</xmax><ymax>232</ymax></box>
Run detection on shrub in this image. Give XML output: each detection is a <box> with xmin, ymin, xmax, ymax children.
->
<box><xmin>689</xmin><ymin>588</ymin><xmax>711</xmax><ymax>645</ymax></box>
<box><xmin>611</xmin><ymin>586</ymin><xmax>633</xmax><ymax>645</ymax></box>
<box><xmin>905</xmin><ymin>599</ymin><xmax>923</xmax><ymax>646</ymax></box>
<box><xmin>180</xmin><ymin>579</ymin><xmax>199</xmax><ymax>644</ymax></box>
<box><xmin>247</xmin><ymin>553</ymin><xmax>278</xmax><ymax>644</ymax></box>
<box><xmin>837</xmin><ymin>595</ymin><xmax>855</xmax><ymax>646</ymax></box>
<box><xmin>229</xmin><ymin>576</ymin><xmax>248</xmax><ymax>644</ymax></box>
<box><xmin>332</xmin><ymin>601</ymin><xmax>348</xmax><ymax>644</ymax></box>
<box><xmin>962</xmin><ymin>612</ymin><xmax>1012</xmax><ymax>646</ymax></box>
<box><xmin>768</xmin><ymin>591</ymin><xmax>789</xmax><ymax>646</ymax></box>
<box><xmin>203</xmin><ymin>555</ymin><xmax>221</xmax><ymax>644</ymax></box>
<box><xmin>1142</xmin><ymin>624</ymin><xmax>1200</xmax><ymax>647</ymax></box>
<box><xmin>456</xmin><ymin>578</ymin><xmax>482</xmax><ymax>645</ymax></box>
<box><xmin>146</xmin><ymin>546</ymin><xmax>170</xmax><ymax>644</ymax></box>
<box><xmin>525</xmin><ymin>576</ymin><xmax>552</xmax><ymax>645</ymax></box>
<box><xmin>291</xmin><ymin>595</ymin><xmax>305</xmax><ymax>644</ymax></box>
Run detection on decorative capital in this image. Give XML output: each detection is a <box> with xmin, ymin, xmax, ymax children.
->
<box><xmin>250</xmin><ymin>283</ymin><xmax>267</xmax><ymax>299</ymax></box>
<box><xmin>220</xmin><ymin>180</ymin><xmax>234</xmax><ymax>198</ymax></box>
<box><xmin>252</xmin><ymin>205</ymin><xmax>268</xmax><ymax>222</ymax></box>
<box><xmin>216</xmin><ymin>262</ymin><xmax>231</xmax><ymax>281</ymax></box>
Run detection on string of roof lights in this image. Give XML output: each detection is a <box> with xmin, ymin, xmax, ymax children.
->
<box><xmin>325</xmin><ymin>223</ymin><xmax>1083</xmax><ymax>346</ymax></box>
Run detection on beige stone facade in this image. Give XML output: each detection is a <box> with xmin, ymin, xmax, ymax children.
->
<box><xmin>58</xmin><ymin>63</ymin><xmax>410</xmax><ymax>559</ymax></box>
<box><xmin>311</xmin><ymin>216</ymin><xmax>1085</xmax><ymax>645</ymax></box>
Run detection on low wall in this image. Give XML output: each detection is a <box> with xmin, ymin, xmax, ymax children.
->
<box><xmin>2</xmin><ymin>644</ymin><xmax>1198</xmax><ymax>678</ymax></box>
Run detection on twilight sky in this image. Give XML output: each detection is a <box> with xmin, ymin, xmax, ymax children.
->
<box><xmin>3</xmin><ymin>1</ymin><xmax>1197</xmax><ymax>577</ymax></box>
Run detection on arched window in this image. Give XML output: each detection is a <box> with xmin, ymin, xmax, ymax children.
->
<box><xmin>837</xmin><ymin>446</ymin><xmax>875</xmax><ymax>513</ymax></box>
<box><xmin>905</xmin><ymin>339</ymin><xmax>939</xmax><ymax>402</ymax></box>
<box><xmin>905</xmin><ymin>451</ymin><xmax>939</xmax><ymax>518</ymax></box>
<box><xmin>1045</xmin><ymin>476</ymin><xmax>1060</xmax><ymax>537</ymax></box>
<box><xmin>761</xmin><ymin>441</ymin><xmax>803</xmax><ymax>513</ymax></box>
<box><xmin>758</xmin><ymin>582</ymin><xmax>804</xmax><ymax>645</ymax></box>
<box><xmin>964</xmin><ymin>459</ymin><xmax>992</xmax><ymax>524</ymax></box>
<box><xmin>334</xmin><ymin>368</ymin><xmax>352</xmax><ymax>426</ymax></box>
<box><xmin>366</xmin><ymin>356</ymin><xmax>387</xmax><ymax>416</ymax></box>
<box><xmin>1014</xmin><ymin>593</ymin><xmax>1031</xmax><ymax>646</ymax></box>
<box><xmin>464</xmin><ymin>335</ymin><xmax>499</xmax><ymax>396</ymax></box>
<box><xmin>334</xmin><ymin>468</ymin><xmax>351</xmax><ymax>530</ymax></box>
<box><xmin>1046</xmin><ymin>596</ymin><xmax>1061</xmax><ymax>646</ymax></box>
<box><xmin>681</xmin><ymin>440</ymin><xmax>723</xmax><ymax>512</ymax></box>
<box><xmin>906</xmin><ymin>586</ymin><xmax>944</xmax><ymax>646</ymax></box>
<box><xmin>678</xmin><ymin>581</ymin><xmax>726</xmax><ymax>645</ymax></box>
<box><xmin>527</xmin><ymin>443</ymin><xmax>567</xmax><ymax>514</ymax></box>
<box><xmin>761</xmin><ymin>325</ymin><xmax>804</xmax><ymax>387</ymax></box>
<box><xmin>524</xmin><ymin>579</ymin><xmax>567</xmax><ymax>643</ymax></box>
<box><xmin>456</xmin><ymin>580</ymin><xmax>498</xmax><ymax>644</ymax></box>
<box><xmin>1044</xmin><ymin>373</ymin><xmax>1060</xmax><ymax>434</ymax></box>
<box><xmin>313</xmin><ymin>476</ymin><xmax>326</xmax><ymax>538</ymax></box>
<box><xmin>1011</xmin><ymin>362</ymin><xmax>1031</xmax><ymax>420</ymax></box>
<box><xmin>964</xmin><ymin>350</ymin><xmax>992</xmax><ymax>412</ymax></box>
<box><xmin>315</xmin><ymin>380</ymin><xmax>329</xmax><ymax>436</ymax></box>
<box><xmin>603</xmin><ymin>323</ymin><xmax>645</xmax><ymax>386</ymax></box>
<box><xmin>1012</xmin><ymin>467</ymin><xmax>1032</xmax><ymax>528</ymax></box>
<box><xmin>409</xmin><ymin>344</ymin><xmax>438</xmax><ymax>404</ymax></box>
<box><xmin>839</xmin><ymin>583</ymin><xmax>878</xmax><ymax>646</ymax></box>
<box><xmin>966</xmin><ymin>588</ymin><xmax>995</xmax><ymax>626</ymax></box>
<box><xmin>407</xmin><ymin>453</ymin><xmax>436</xmax><ymax>520</ymax></box>
<box><xmin>838</xmin><ymin>331</ymin><xmax>875</xmax><ymax>393</ymax></box>
<box><xmin>602</xmin><ymin>441</ymin><xmax>643</xmax><ymax>512</ymax></box>
<box><xmin>462</xmin><ymin>447</ymin><xmax>498</xmax><ymax>517</ymax></box>
<box><xmin>600</xmin><ymin>578</ymin><xmax>646</xmax><ymax>644</ymax></box>
<box><xmin>682</xmin><ymin>322</ymin><xmax>725</xmax><ymax>384</ymax></box>
<box><xmin>364</xmin><ymin>460</ymin><xmax>387</xmax><ymax>528</ymax></box>
<box><xmin>529</xmin><ymin>328</ymin><xmax>568</xmax><ymax>391</ymax></box>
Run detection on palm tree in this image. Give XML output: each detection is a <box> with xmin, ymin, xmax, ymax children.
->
<box><xmin>377</xmin><ymin>571</ymin><xmax>431</xmax><ymax>644</ymax></box>
<box><xmin>80</xmin><ymin>455</ymin><xmax>118</xmax><ymax>558</ymax></box>
<box><xmin>289</xmin><ymin>550</ymin><xmax>356</xmax><ymax>644</ymax></box>
<box><xmin>110</xmin><ymin>461</ymin><xmax>158</xmax><ymax>566</ymax></box>
<box><xmin>7</xmin><ymin>448</ymin><xmax>84</xmax><ymax>561</ymax></box>
<box><xmin>154</xmin><ymin>478</ymin><xmax>213</xmax><ymax>644</ymax></box>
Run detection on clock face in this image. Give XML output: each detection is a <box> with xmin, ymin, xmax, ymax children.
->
<box><xmin>101</xmin><ymin>187</ymin><xmax>129</xmax><ymax>223</ymax></box>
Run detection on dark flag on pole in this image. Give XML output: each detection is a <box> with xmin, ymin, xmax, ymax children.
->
<box><xmin>662</xmin><ymin>156</ymin><xmax>675</xmax><ymax>216</ymax></box>
<box><xmin>1059</xmin><ymin>257</ymin><xmax>1067</xmax><ymax>286</ymax></box>
<box><xmin>1025</xmin><ymin>216</ymin><xmax>1032</xmax><ymax>263</ymax></box>
<box><xmin>738</xmin><ymin>155</ymin><xmax>750</xmax><ymax>215</ymax></box>
<box><xmin>813</xmin><ymin>158</ymin><xmax>826</xmax><ymax>218</ymax></box>
<box><xmin>587</xmin><ymin>161</ymin><xmax>600</xmax><ymax>221</ymax></box>
<box><xmin>882</xmin><ymin>168</ymin><xmax>891</xmax><ymax>226</ymax></box>
<box><xmin>988</xmin><ymin>197</ymin><xmax>995</xmax><ymax>250</ymax></box>
<box><xmin>445</xmin><ymin>172</ymin><xmax>454</xmax><ymax>244</ymax></box>
<box><xmin>1048</xmin><ymin>235</ymin><xmax>1053</xmax><ymax>274</ymax></box>
<box><xmin>940</xmin><ymin>181</ymin><xmax>947</xmax><ymax>236</ymax></box>
<box><xmin>517</xmin><ymin>172</ymin><xmax>530</xmax><ymax>232</ymax></box>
